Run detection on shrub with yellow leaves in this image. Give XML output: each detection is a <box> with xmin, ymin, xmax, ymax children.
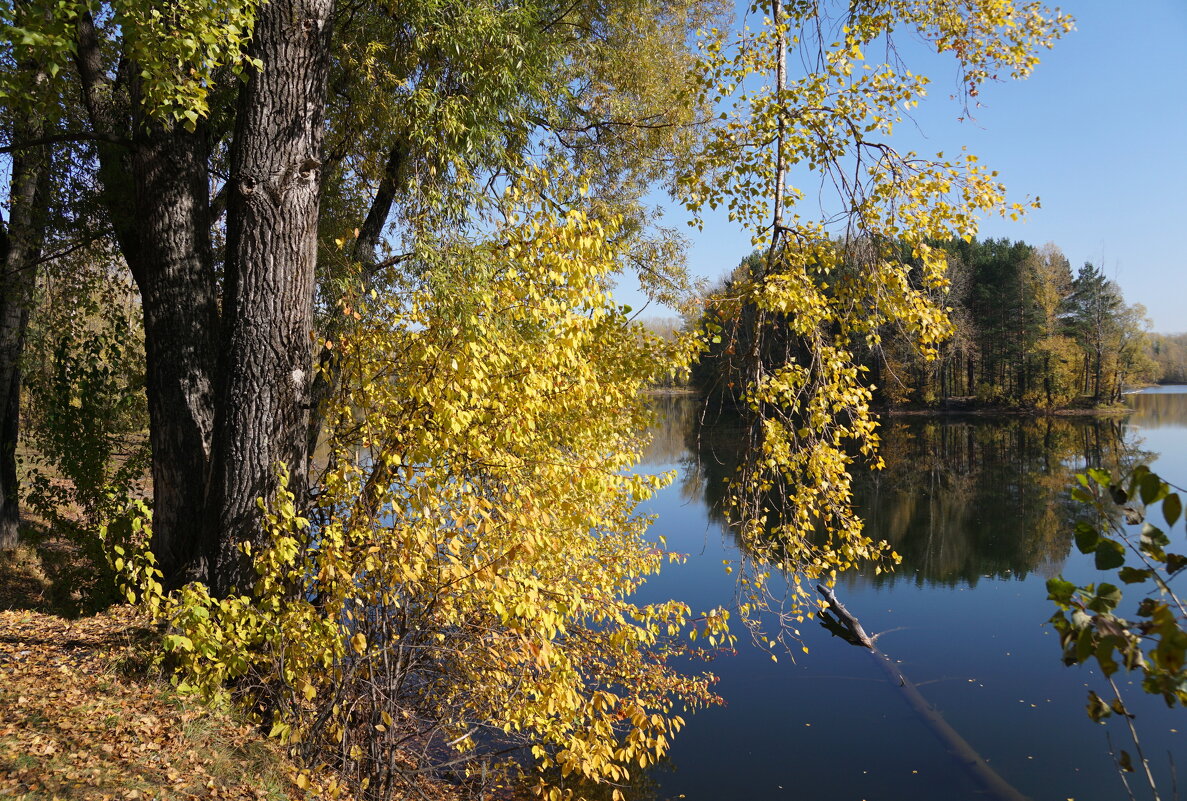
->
<box><xmin>105</xmin><ymin>173</ymin><xmax>725</xmax><ymax>801</ymax></box>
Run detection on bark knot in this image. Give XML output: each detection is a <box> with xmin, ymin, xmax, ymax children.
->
<box><xmin>298</xmin><ymin>157</ymin><xmax>321</xmax><ymax>182</ymax></box>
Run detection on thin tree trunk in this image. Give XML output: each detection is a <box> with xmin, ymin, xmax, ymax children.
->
<box><xmin>208</xmin><ymin>0</ymin><xmax>335</xmax><ymax>597</ymax></box>
<box><xmin>306</xmin><ymin>141</ymin><xmax>407</xmax><ymax>457</ymax></box>
<box><xmin>817</xmin><ymin>585</ymin><xmax>1033</xmax><ymax>801</ymax></box>
<box><xmin>0</xmin><ymin>72</ymin><xmax>51</xmax><ymax>551</ymax></box>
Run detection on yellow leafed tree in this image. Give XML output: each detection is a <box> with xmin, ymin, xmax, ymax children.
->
<box><xmin>97</xmin><ymin>0</ymin><xmax>1074</xmax><ymax>798</ymax></box>
<box><xmin>107</xmin><ymin>173</ymin><xmax>726</xmax><ymax>801</ymax></box>
<box><xmin>679</xmin><ymin>0</ymin><xmax>1072</xmax><ymax>629</ymax></box>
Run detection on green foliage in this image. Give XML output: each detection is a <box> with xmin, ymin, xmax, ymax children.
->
<box><xmin>0</xmin><ymin>0</ymin><xmax>76</xmax><ymax>95</ymax></box>
<box><xmin>114</xmin><ymin>0</ymin><xmax>261</xmax><ymax>126</ymax></box>
<box><xmin>1</xmin><ymin>0</ymin><xmax>260</xmax><ymax>127</ymax></box>
<box><xmin>848</xmin><ymin>239</ymin><xmax>1148</xmax><ymax>410</ymax></box>
<box><xmin>1064</xmin><ymin>263</ymin><xmax>1158</xmax><ymax>403</ymax></box>
<box><xmin>24</xmin><ymin>253</ymin><xmax>149</xmax><ymax>529</ymax></box>
<box><xmin>695</xmin><ymin>238</ymin><xmax>1155</xmax><ymax>412</ymax></box>
<box><xmin>1048</xmin><ymin>466</ymin><xmax>1186</xmax><ymax>711</ymax></box>
<box><xmin>1048</xmin><ymin>465</ymin><xmax>1186</xmax><ymax>796</ymax></box>
<box><xmin>317</xmin><ymin>0</ymin><xmax>721</xmax><ymax>311</ymax></box>
<box><xmin>20</xmin><ymin>252</ymin><xmax>149</xmax><ymax>612</ymax></box>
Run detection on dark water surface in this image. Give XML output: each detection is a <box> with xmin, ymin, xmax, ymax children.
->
<box><xmin>633</xmin><ymin>388</ymin><xmax>1187</xmax><ymax>801</ymax></box>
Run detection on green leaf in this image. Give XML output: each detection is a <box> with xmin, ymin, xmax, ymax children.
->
<box><xmin>1046</xmin><ymin>576</ymin><xmax>1076</xmax><ymax>605</ymax></box>
<box><xmin>1075</xmin><ymin>625</ymin><xmax>1095</xmax><ymax>663</ymax></box>
<box><xmin>1140</xmin><ymin>472</ymin><xmax>1164</xmax><ymax>505</ymax></box>
<box><xmin>1117</xmin><ymin>566</ymin><xmax>1153</xmax><ymax>584</ymax></box>
<box><xmin>1089</xmin><ymin>583</ymin><xmax>1122</xmax><ymax>613</ymax></box>
<box><xmin>1136</xmin><ymin>597</ymin><xmax>1159</xmax><ymax>618</ymax></box>
<box><xmin>1140</xmin><ymin>523</ymin><xmax>1169</xmax><ymax>558</ymax></box>
<box><xmin>1094</xmin><ymin>639</ymin><xmax>1119</xmax><ymax>676</ymax></box>
<box><xmin>1163</xmin><ymin>493</ymin><xmax>1181</xmax><ymax>528</ymax></box>
<box><xmin>163</xmin><ymin>634</ymin><xmax>194</xmax><ymax>652</ymax></box>
<box><xmin>1073</xmin><ymin>521</ymin><xmax>1099</xmax><ymax>554</ymax></box>
<box><xmin>1094</xmin><ymin>539</ymin><xmax>1126</xmax><ymax>570</ymax></box>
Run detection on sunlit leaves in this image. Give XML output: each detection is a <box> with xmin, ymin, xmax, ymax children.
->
<box><xmin>114</xmin><ymin>0</ymin><xmax>261</xmax><ymax>126</ymax></box>
<box><xmin>108</xmin><ymin>172</ymin><xmax>722</xmax><ymax>799</ymax></box>
<box><xmin>1048</xmin><ymin>466</ymin><xmax>1187</xmax><ymax>720</ymax></box>
<box><xmin>311</xmin><ymin>174</ymin><xmax>724</xmax><ymax>795</ymax></box>
<box><xmin>1</xmin><ymin>0</ymin><xmax>261</xmax><ymax>127</ymax></box>
<box><xmin>681</xmin><ymin>0</ymin><xmax>1069</xmax><ymax>625</ymax></box>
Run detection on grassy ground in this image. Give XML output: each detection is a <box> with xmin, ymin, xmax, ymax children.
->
<box><xmin>0</xmin><ymin>540</ymin><xmax>461</xmax><ymax>801</ymax></box>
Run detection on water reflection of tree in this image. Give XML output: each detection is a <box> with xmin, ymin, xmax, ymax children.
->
<box><xmin>855</xmin><ymin>416</ymin><xmax>1149</xmax><ymax>588</ymax></box>
<box><xmin>670</xmin><ymin>394</ymin><xmax>1152</xmax><ymax>588</ymax></box>
<box><xmin>639</xmin><ymin>395</ymin><xmax>704</xmax><ymax>467</ymax></box>
<box><xmin>1126</xmin><ymin>390</ymin><xmax>1187</xmax><ymax>430</ymax></box>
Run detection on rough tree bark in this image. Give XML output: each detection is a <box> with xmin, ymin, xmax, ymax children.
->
<box><xmin>127</xmin><ymin>126</ymin><xmax>220</xmax><ymax>586</ymax></box>
<box><xmin>207</xmin><ymin>0</ymin><xmax>335</xmax><ymax>597</ymax></box>
<box><xmin>73</xmin><ymin>12</ymin><xmax>221</xmax><ymax>586</ymax></box>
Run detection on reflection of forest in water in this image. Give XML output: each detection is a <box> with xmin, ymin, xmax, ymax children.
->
<box><xmin>642</xmin><ymin>395</ymin><xmax>1151</xmax><ymax>588</ymax></box>
<box><xmin>1127</xmin><ymin>386</ymin><xmax>1187</xmax><ymax>429</ymax></box>
<box><xmin>852</xmin><ymin>416</ymin><xmax>1147</xmax><ymax>587</ymax></box>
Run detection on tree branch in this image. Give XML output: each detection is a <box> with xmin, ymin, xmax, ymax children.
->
<box><xmin>73</xmin><ymin>11</ymin><xmax>119</xmax><ymax>135</ymax></box>
<box><xmin>353</xmin><ymin>141</ymin><xmax>408</xmax><ymax>263</ymax></box>
<box><xmin>0</xmin><ymin>131</ymin><xmax>132</xmax><ymax>155</ymax></box>
<box><xmin>305</xmin><ymin>140</ymin><xmax>409</xmax><ymax>457</ymax></box>
<box><xmin>209</xmin><ymin>181</ymin><xmax>229</xmax><ymax>222</ymax></box>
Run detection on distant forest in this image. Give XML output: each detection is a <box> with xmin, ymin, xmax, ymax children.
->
<box><xmin>683</xmin><ymin>238</ymin><xmax>1165</xmax><ymax>410</ymax></box>
<box><xmin>1150</xmin><ymin>333</ymin><xmax>1187</xmax><ymax>384</ymax></box>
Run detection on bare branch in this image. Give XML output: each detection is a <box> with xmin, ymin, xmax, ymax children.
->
<box><xmin>0</xmin><ymin>131</ymin><xmax>132</xmax><ymax>155</ymax></box>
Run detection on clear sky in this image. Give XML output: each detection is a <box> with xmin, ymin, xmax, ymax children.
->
<box><xmin>621</xmin><ymin>0</ymin><xmax>1187</xmax><ymax>333</ymax></box>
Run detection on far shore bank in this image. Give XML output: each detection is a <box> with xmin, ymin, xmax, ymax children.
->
<box><xmin>648</xmin><ymin>389</ymin><xmax>1146</xmax><ymax>417</ymax></box>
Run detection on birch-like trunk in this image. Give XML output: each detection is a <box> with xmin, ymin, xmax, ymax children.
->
<box><xmin>0</xmin><ymin>74</ymin><xmax>51</xmax><ymax>551</ymax></box>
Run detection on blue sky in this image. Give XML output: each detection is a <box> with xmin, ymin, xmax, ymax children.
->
<box><xmin>621</xmin><ymin>0</ymin><xmax>1187</xmax><ymax>333</ymax></box>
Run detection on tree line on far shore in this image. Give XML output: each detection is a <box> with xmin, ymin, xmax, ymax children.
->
<box><xmin>677</xmin><ymin>238</ymin><xmax>1162</xmax><ymax>410</ymax></box>
<box><xmin>1149</xmin><ymin>333</ymin><xmax>1187</xmax><ymax>384</ymax></box>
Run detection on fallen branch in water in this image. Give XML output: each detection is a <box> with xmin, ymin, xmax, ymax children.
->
<box><xmin>816</xmin><ymin>584</ymin><xmax>1032</xmax><ymax>801</ymax></box>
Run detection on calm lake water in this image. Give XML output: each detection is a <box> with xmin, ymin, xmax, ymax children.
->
<box><xmin>633</xmin><ymin>387</ymin><xmax>1187</xmax><ymax>801</ymax></box>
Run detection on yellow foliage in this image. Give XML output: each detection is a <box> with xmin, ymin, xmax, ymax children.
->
<box><xmin>680</xmin><ymin>0</ymin><xmax>1071</xmax><ymax>624</ymax></box>
<box><xmin>105</xmin><ymin>171</ymin><xmax>724</xmax><ymax>800</ymax></box>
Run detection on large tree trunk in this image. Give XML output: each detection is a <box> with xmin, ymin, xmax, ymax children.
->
<box><xmin>208</xmin><ymin>0</ymin><xmax>334</xmax><ymax>597</ymax></box>
<box><xmin>128</xmin><ymin>129</ymin><xmax>220</xmax><ymax>586</ymax></box>
<box><xmin>73</xmin><ymin>12</ymin><xmax>220</xmax><ymax>587</ymax></box>
<box><xmin>0</xmin><ymin>81</ymin><xmax>51</xmax><ymax>551</ymax></box>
